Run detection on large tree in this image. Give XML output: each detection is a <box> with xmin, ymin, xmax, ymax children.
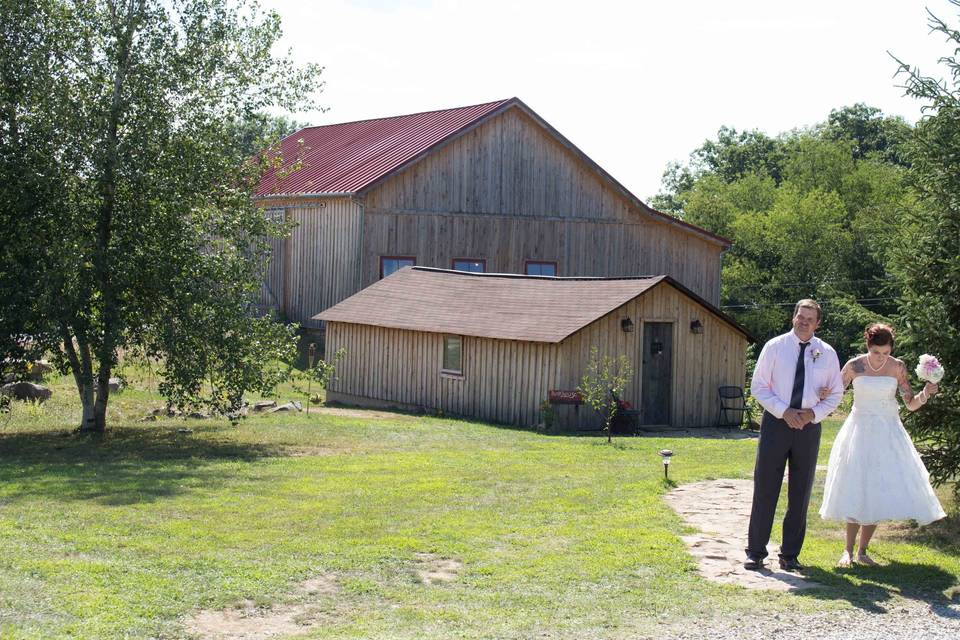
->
<box><xmin>890</xmin><ymin>1</ymin><xmax>960</xmax><ymax>490</ymax></box>
<box><xmin>0</xmin><ymin>0</ymin><xmax>320</xmax><ymax>431</ymax></box>
<box><xmin>650</xmin><ymin>110</ymin><xmax>915</xmax><ymax>362</ymax></box>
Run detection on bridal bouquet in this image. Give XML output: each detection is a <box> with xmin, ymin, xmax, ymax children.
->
<box><xmin>916</xmin><ymin>354</ymin><xmax>945</xmax><ymax>384</ymax></box>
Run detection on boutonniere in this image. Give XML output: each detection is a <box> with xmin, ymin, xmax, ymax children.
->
<box><xmin>811</xmin><ymin>349</ymin><xmax>822</xmax><ymax>363</ymax></box>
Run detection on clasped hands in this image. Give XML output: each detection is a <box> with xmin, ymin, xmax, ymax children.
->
<box><xmin>783</xmin><ymin>407</ymin><xmax>815</xmax><ymax>429</ymax></box>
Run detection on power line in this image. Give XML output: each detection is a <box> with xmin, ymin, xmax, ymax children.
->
<box><xmin>730</xmin><ymin>277</ymin><xmax>904</xmax><ymax>291</ymax></box>
<box><xmin>721</xmin><ymin>297</ymin><xmax>898</xmax><ymax>310</ymax></box>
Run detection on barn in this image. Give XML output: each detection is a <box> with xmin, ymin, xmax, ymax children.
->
<box><xmin>317</xmin><ymin>267</ymin><xmax>752</xmax><ymax>430</ymax></box>
<box><xmin>255</xmin><ymin>98</ymin><xmax>731</xmax><ymax>344</ymax></box>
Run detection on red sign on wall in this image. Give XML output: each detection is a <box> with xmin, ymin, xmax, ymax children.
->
<box><xmin>548</xmin><ymin>390</ymin><xmax>583</xmax><ymax>405</ymax></box>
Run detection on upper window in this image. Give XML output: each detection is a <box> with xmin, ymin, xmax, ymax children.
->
<box><xmin>452</xmin><ymin>259</ymin><xmax>486</xmax><ymax>273</ymax></box>
<box><xmin>264</xmin><ymin>207</ymin><xmax>285</xmax><ymax>223</ymax></box>
<box><xmin>525</xmin><ymin>261</ymin><xmax>557</xmax><ymax>277</ymax></box>
<box><xmin>380</xmin><ymin>256</ymin><xmax>415</xmax><ymax>279</ymax></box>
<box><xmin>442</xmin><ymin>335</ymin><xmax>462</xmax><ymax>374</ymax></box>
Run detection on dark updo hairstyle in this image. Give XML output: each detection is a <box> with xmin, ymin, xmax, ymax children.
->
<box><xmin>864</xmin><ymin>323</ymin><xmax>895</xmax><ymax>349</ymax></box>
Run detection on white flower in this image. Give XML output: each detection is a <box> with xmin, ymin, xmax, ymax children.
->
<box><xmin>916</xmin><ymin>354</ymin><xmax>945</xmax><ymax>384</ymax></box>
<box><xmin>811</xmin><ymin>349</ymin><xmax>822</xmax><ymax>362</ymax></box>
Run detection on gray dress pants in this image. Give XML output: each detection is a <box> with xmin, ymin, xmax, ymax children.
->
<box><xmin>745</xmin><ymin>410</ymin><xmax>822</xmax><ymax>561</ymax></box>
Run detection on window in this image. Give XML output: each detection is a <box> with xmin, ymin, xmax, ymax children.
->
<box><xmin>264</xmin><ymin>207</ymin><xmax>285</xmax><ymax>223</ymax></box>
<box><xmin>452</xmin><ymin>258</ymin><xmax>486</xmax><ymax>273</ymax></box>
<box><xmin>525</xmin><ymin>261</ymin><xmax>557</xmax><ymax>277</ymax></box>
<box><xmin>380</xmin><ymin>256</ymin><xmax>415</xmax><ymax>279</ymax></box>
<box><xmin>442</xmin><ymin>336</ymin><xmax>462</xmax><ymax>374</ymax></box>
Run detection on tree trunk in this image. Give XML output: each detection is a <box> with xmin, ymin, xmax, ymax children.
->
<box><xmin>91</xmin><ymin>371</ymin><xmax>111</xmax><ymax>432</ymax></box>
<box><xmin>79</xmin><ymin>383</ymin><xmax>98</xmax><ymax>432</ymax></box>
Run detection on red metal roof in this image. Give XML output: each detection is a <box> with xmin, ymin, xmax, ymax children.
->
<box><xmin>256</xmin><ymin>99</ymin><xmax>512</xmax><ymax>197</ymax></box>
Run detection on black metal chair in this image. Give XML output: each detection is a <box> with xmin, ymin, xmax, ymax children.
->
<box><xmin>610</xmin><ymin>390</ymin><xmax>640</xmax><ymax>435</ymax></box>
<box><xmin>717</xmin><ymin>386</ymin><xmax>748</xmax><ymax>428</ymax></box>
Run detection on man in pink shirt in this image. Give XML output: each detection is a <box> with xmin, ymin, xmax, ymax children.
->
<box><xmin>745</xmin><ymin>299</ymin><xmax>844</xmax><ymax>572</ymax></box>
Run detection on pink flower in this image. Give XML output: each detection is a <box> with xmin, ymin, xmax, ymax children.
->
<box><xmin>916</xmin><ymin>354</ymin><xmax>945</xmax><ymax>384</ymax></box>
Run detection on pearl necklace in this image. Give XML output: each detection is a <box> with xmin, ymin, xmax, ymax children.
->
<box><xmin>867</xmin><ymin>354</ymin><xmax>888</xmax><ymax>373</ymax></box>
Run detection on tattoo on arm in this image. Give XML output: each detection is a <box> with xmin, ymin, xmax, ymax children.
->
<box><xmin>897</xmin><ymin>362</ymin><xmax>914</xmax><ymax>400</ymax></box>
<box><xmin>851</xmin><ymin>359</ymin><xmax>865</xmax><ymax>374</ymax></box>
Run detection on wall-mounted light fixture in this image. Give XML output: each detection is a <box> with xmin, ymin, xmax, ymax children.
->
<box><xmin>690</xmin><ymin>319</ymin><xmax>704</xmax><ymax>334</ymax></box>
<box><xmin>621</xmin><ymin>317</ymin><xmax>634</xmax><ymax>333</ymax></box>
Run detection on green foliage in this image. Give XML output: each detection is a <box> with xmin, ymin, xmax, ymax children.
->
<box><xmin>538</xmin><ymin>399</ymin><xmax>556</xmax><ymax>433</ymax></box>
<box><xmin>890</xmin><ymin>2</ymin><xmax>960</xmax><ymax>492</ymax></box>
<box><xmin>691</xmin><ymin>126</ymin><xmax>787</xmax><ymax>184</ymax></box>
<box><xmin>288</xmin><ymin>347</ymin><xmax>345</xmax><ymax>400</ymax></box>
<box><xmin>0</xmin><ymin>0</ymin><xmax>322</xmax><ymax>430</ymax></box>
<box><xmin>654</xmin><ymin>105</ymin><xmax>916</xmax><ymax>351</ymax></box>
<box><xmin>576</xmin><ymin>347</ymin><xmax>633</xmax><ymax>443</ymax></box>
<box><xmin>824</xmin><ymin>103</ymin><xmax>912</xmax><ymax>165</ymax></box>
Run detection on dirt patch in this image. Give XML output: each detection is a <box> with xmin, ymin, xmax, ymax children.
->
<box><xmin>315</xmin><ymin>406</ymin><xmax>412</xmax><ymax>420</ymax></box>
<box><xmin>183</xmin><ymin>574</ymin><xmax>338</xmax><ymax>639</ymax></box>
<box><xmin>282</xmin><ymin>446</ymin><xmax>338</xmax><ymax>457</ymax></box>
<box><xmin>414</xmin><ymin>553</ymin><xmax>463</xmax><ymax>585</ymax></box>
<box><xmin>664</xmin><ymin>479</ymin><xmax>818</xmax><ymax>591</ymax></box>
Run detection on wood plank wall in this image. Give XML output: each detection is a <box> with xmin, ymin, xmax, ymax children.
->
<box><xmin>273</xmin><ymin>197</ymin><xmax>363</xmax><ymax>328</ymax></box>
<box><xmin>325</xmin><ymin>323</ymin><xmax>562</xmax><ymax>426</ymax></box>
<box><xmin>325</xmin><ymin>282</ymin><xmax>747</xmax><ymax>429</ymax></box>
<box><xmin>257</xmin><ymin>207</ymin><xmax>286</xmax><ymax>312</ymax></box>
<box><xmin>365</xmin><ymin>107</ymin><xmax>641</xmax><ymax>221</ymax></box>
<box><xmin>359</xmin><ymin>210</ymin><xmax>722</xmax><ymax>306</ymax></box>
<box><xmin>557</xmin><ymin>283</ymin><xmax>747</xmax><ymax>428</ymax></box>
<box><xmin>362</xmin><ymin>105</ymin><xmax>723</xmax><ymax>304</ymax></box>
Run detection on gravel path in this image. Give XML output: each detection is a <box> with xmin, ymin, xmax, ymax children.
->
<box><xmin>665</xmin><ymin>598</ymin><xmax>960</xmax><ymax>640</ymax></box>
<box><xmin>663</xmin><ymin>478</ymin><xmax>960</xmax><ymax>639</ymax></box>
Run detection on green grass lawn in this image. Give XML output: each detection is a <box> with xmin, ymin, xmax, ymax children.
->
<box><xmin>0</xmin><ymin>372</ymin><xmax>957</xmax><ymax>639</ymax></box>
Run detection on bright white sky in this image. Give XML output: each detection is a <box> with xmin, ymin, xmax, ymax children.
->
<box><xmin>261</xmin><ymin>0</ymin><xmax>957</xmax><ymax>199</ymax></box>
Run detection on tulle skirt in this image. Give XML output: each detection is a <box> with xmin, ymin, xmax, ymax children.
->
<box><xmin>819</xmin><ymin>406</ymin><xmax>946</xmax><ymax>525</ymax></box>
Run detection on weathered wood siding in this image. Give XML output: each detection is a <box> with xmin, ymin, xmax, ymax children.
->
<box><xmin>359</xmin><ymin>211</ymin><xmax>722</xmax><ymax>305</ymax></box>
<box><xmin>365</xmin><ymin>107</ymin><xmax>643</xmax><ymax>221</ymax></box>
<box><xmin>258</xmin><ymin>197</ymin><xmax>363</xmax><ymax>329</ymax></box>
<box><xmin>361</xmin><ymin>106</ymin><xmax>723</xmax><ymax>304</ymax></box>
<box><xmin>557</xmin><ymin>283</ymin><xmax>747</xmax><ymax>428</ymax></box>
<box><xmin>325</xmin><ymin>323</ymin><xmax>562</xmax><ymax>426</ymax></box>
<box><xmin>325</xmin><ymin>282</ymin><xmax>747</xmax><ymax>429</ymax></box>
<box><xmin>258</xmin><ymin>206</ymin><xmax>286</xmax><ymax>313</ymax></box>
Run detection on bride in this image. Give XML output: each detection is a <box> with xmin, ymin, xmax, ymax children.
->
<box><xmin>818</xmin><ymin>323</ymin><xmax>946</xmax><ymax>567</ymax></box>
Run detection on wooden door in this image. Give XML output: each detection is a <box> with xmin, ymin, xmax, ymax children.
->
<box><xmin>641</xmin><ymin>322</ymin><xmax>673</xmax><ymax>426</ymax></box>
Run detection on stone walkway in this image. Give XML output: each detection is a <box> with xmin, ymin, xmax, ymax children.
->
<box><xmin>664</xmin><ymin>479</ymin><xmax>818</xmax><ymax>591</ymax></box>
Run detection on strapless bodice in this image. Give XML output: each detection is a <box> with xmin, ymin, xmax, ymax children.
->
<box><xmin>851</xmin><ymin>375</ymin><xmax>899</xmax><ymax>417</ymax></box>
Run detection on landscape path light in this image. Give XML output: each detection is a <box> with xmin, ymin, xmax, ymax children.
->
<box><xmin>307</xmin><ymin>343</ymin><xmax>316</xmax><ymax>414</ymax></box>
<box><xmin>659</xmin><ymin>449</ymin><xmax>674</xmax><ymax>480</ymax></box>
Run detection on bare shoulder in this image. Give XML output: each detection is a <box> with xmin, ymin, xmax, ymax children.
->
<box><xmin>848</xmin><ymin>355</ymin><xmax>866</xmax><ymax>373</ymax></box>
<box><xmin>893</xmin><ymin>357</ymin><xmax>908</xmax><ymax>373</ymax></box>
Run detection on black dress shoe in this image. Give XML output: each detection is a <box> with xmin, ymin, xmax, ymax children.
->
<box><xmin>779</xmin><ymin>557</ymin><xmax>804</xmax><ymax>572</ymax></box>
<box><xmin>744</xmin><ymin>558</ymin><xmax>765</xmax><ymax>571</ymax></box>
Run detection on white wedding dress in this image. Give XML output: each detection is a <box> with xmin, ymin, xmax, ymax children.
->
<box><xmin>819</xmin><ymin>376</ymin><xmax>946</xmax><ymax>525</ymax></box>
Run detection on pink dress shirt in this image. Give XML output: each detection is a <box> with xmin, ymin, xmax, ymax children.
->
<box><xmin>750</xmin><ymin>330</ymin><xmax>844</xmax><ymax>424</ymax></box>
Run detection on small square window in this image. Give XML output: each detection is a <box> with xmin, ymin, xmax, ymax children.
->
<box><xmin>452</xmin><ymin>258</ymin><xmax>486</xmax><ymax>273</ymax></box>
<box><xmin>380</xmin><ymin>256</ymin><xmax>415</xmax><ymax>279</ymax></box>
<box><xmin>442</xmin><ymin>336</ymin><xmax>462</xmax><ymax>374</ymax></box>
<box><xmin>525</xmin><ymin>261</ymin><xmax>557</xmax><ymax>277</ymax></box>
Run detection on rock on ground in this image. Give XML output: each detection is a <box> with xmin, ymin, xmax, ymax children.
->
<box><xmin>0</xmin><ymin>381</ymin><xmax>52</xmax><ymax>403</ymax></box>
